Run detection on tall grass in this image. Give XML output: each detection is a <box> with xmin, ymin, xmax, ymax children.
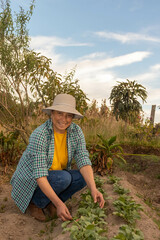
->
<box><xmin>78</xmin><ymin>115</ymin><xmax>160</xmax><ymax>148</ymax></box>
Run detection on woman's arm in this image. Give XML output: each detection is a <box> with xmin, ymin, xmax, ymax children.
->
<box><xmin>80</xmin><ymin>165</ymin><xmax>105</xmax><ymax>208</ymax></box>
<box><xmin>36</xmin><ymin>177</ymin><xmax>72</xmax><ymax>221</ymax></box>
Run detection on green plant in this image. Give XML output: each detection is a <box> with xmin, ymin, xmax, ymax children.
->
<box><xmin>62</xmin><ymin>180</ymin><xmax>108</xmax><ymax>240</ymax></box>
<box><xmin>0</xmin><ymin>204</ymin><xmax>6</xmax><ymax>213</ymax></box>
<box><xmin>107</xmin><ymin>175</ymin><xmax>121</xmax><ymax>184</ymax></box>
<box><xmin>113</xmin><ymin>183</ymin><xmax>130</xmax><ymax>195</ymax></box>
<box><xmin>38</xmin><ymin>220</ymin><xmax>56</xmax><ymax>237</ymax></box>
<box><xmin>111</xmin><ymin>224</ymin><xmax>144</xmax><ymax>240</ymax></box>
<box><xmin>0</xmin><ymin>130</ymin><xmax>23</xmax><ymax>167</ymax></box>
<box><xmin>156</xmin><ymin>174</ymin><xmax>160</xmax><ymax>179</ymax></box>
<box><xmin>113</xmin><ymin>195</ymin><xmax>143</xmax><ymax>225</ymax></box>
<box><xmin>153</xmin><ymin>218</ymin><xmax>160</xmax><ymax>230</ymax></box>
<box><xmin>109</xmin><ymin>79</ymin><xmax>147</xmax><ymax>124</ymax></box>
<box><xmin>91</xmin><ymin>135</ymin><xmax>126</xmax><ymax>175</ymax></box>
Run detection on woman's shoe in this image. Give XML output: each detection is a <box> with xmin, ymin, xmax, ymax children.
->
<box><xmin>46</xmin><ymin>202</ymin><xmax>57</xmax><ymax>219</ymax></box>
<box><xmin>28</xmin><ymin>202</ymin><xmax>46</xmax><ymax>222</ymax></box>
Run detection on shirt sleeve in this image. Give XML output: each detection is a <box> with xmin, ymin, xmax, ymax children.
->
<box><xmin>73</xmin><ymin>126</ymin><xmax>92</xmax><ymax>169</ymax></box>
<box><xmin>28</xmin><ymin>127</ymin><xmax>50</xmax><ymax>179</ymax></box>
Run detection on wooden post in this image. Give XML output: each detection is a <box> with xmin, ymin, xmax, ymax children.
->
<box><xmin>150</xmin><ymin>105</ymin><xmax>156</xmax><ymax>125</ymax></box>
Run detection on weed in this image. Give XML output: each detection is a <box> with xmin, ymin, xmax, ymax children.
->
<box><xmin>110</xmin><ymin>224</ymin><xmax>144</xmax><ymax>240</ymax></box>
<box><xmin>144</xmin><ymin>197</ymin><xmax>152</xmax><ymax>208</ymax></box>
<box><xmin>38</xmin><ymin>220</ymin><xmax>56</xmax><ymax>238</ymax></box>
<box><xmin>39</xmin><ymin>229</ymin><xmax>45</xmax><ymax>236</ymax></box>
<box><xmin>153</xmin><ymin>218</ymin><xmax>160</xmax><ymax>230</ymax></box>
<box><xmin>3</xmin><ymin>197</ymin><xmax>8</xmax><ymax>202</ymax></box>
<box><xmin>0</xmin><ymin>204</ymin><xmax>6</xmax><ymax>213</ymax></box>
<box><xmin>49</xmin><ymin>220</ymin><xmax>56</xmax><ymax>233</ymax></box>
<box><xmin>156</xmin><ymin>174</ymin><xmax>160</xmax><ymax>179</ymax></box>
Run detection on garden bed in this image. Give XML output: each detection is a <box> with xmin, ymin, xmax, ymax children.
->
<box><xmin>0</xmin><ymin>155</ymin><xmax>160</xmax><ymax>240</ymax></box>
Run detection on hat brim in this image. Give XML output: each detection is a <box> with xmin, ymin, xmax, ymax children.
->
<box><xmin>42</xmin><ymin>105</ymin><xmax>83</xmax><ymax>119</ymax></box>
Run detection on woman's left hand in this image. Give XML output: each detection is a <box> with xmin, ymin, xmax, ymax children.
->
<box><xmin>91</xmin><ymin>188</ymin><xmax>105</xmax><ymax>208</ymax></box>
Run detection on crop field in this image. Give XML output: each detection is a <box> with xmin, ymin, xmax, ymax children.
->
<box><xmin>0</xmin><ymin>154</ymin><xmax>160</xmax><ymax>240</ymax></box>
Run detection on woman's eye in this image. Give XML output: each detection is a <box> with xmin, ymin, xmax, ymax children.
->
<box><xmin>58</xmin><ymin>112</ymin><xmax>62</xmax><ymax>115</ymax></box>
<box><xmin>67</xmin><ymin>114</ymin><xmax>73</xmax><ymax>118</ymax></box>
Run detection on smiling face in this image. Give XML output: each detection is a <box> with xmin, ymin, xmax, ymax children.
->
<box><xmin>51</xmin><ymin>110</ymin><xmax>73</xmax><ymax>133</ymax></box>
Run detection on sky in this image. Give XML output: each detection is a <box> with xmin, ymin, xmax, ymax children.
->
<box><xmin>9</xmin><ymin>0</ymin><xmax>160</xmax><ymax>123</ymax></box>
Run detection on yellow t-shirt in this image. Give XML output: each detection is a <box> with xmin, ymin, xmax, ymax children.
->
<box><xmin>49</xmin><ymin>130</ymin><xmax>68</xmax><ymax>170</ymax></box>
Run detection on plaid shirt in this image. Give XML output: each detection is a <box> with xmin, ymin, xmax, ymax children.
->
<box><xmin>10</xmin><ymin>119</ymin><xmax>91</xmax><ymax>213</ymax></box>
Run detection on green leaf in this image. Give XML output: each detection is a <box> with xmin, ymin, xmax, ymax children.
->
<box><xmin>108</xmin><ymin>136</ymin><xmax>117</xmax><ymax>146</ymax></box>
<box><xmin>61</xmin><ymin>220</ymin><xmax>71</xmax><ymax>228</ymax></box>
<box><xmin>86</xmin><ymin>224</ymin><xmax>95</xmax><ymax>230</ymax></box>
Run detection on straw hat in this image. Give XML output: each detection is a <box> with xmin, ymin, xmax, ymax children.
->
<box><xmin>42</xmin><ymin>94</ymin><xmax>83</xmax><ymax>119</ymax></box>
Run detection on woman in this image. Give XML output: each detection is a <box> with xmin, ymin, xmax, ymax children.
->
<box><xmin>11</xmin><ymin>94</ymin><xmax>104</xmax><ymax>221</ymax></box>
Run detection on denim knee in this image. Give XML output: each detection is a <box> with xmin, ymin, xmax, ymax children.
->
<box><xmin>48</xmin><ymin>170</ymin><xmax>72</xmax><ymax>193</ymax></box>
<box><xmin>59</xmin><ymin>170</ymin><xmax>72</xmax><ymax>189</ymax></box>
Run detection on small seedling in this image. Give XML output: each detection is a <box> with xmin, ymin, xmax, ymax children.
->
<box><xmin>111</xmin><ymin>224</ymin><xmax>144</xmax><ymax>240</ymax></box>
<box><xmin>113</xmin><ymin>195</ymin><xmax>143</xmax><ymax>225</ymax></box>
<box><xmin>62</xmin><ymin>186</ymin><xmax>108</xmax><ymax>239</ymax></box>
<box><xmin>113</xmin><ymin>183</ymin><xmax>130</xmax><ymax>195</ymax></box>
<box><xmin>107</xmin><ymin>175</ymin><xmax>121</xmax><ymax>184</ymax></box>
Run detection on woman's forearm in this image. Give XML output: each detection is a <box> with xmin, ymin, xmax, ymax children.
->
<box><xmin>80</xmin><ymin>165</ymin><xmax>105</xmax><ymax>208</ymax></box>
<box><xmin>80</xmin><ymin>165</ymin><xmax>96</xmax><ymax>191</ymax></box>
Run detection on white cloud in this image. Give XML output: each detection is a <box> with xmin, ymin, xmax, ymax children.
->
<box><xmin>58</xmin><ymin>51</ymin><xmax>151</xmax><ymax>75</ymax></box>
<box><xmin>30</xmin><ymin>36</ymin><xmax>92</xmax><ymax>49</ymax></box>
<box><xmin>133</xmin><ymin>63</ymin><xmax>160</xmax><ymax>83</ymax></box>
<box><xmin>30</xmin><ymin>36</ymin><xmax>92</xmax><ymax>65</ymax></box>
<box><xmin>30</xmin><ymin>36</ymin><xmax>151</xmax><ymax>75</ymax></box>
<box><xmin>95</xmin><ymin>31</ymin><xmax>160</xmax><ymax>44</ymax></box>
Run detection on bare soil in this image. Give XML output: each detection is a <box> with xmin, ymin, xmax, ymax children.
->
<box><xmin>0</xmin><ymin>155</ymin><xmax>160</xmax><ymax>240</ymax></box>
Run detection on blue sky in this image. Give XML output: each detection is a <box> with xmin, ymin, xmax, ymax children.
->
<box><xmin>10</xmin><ymin>0</ymin><xmax>160</xmax><ymax>123</ymax></box>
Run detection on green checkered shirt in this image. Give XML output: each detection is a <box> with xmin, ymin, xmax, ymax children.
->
<box><xmin>10</xmin><ymin>119</ymin><xmax>91</xmax><ymax>213</ymax></box>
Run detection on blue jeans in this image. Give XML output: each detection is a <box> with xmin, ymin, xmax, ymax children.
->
<box><xmin>31</xmin><ymin>170</ymin><xmax>86</xmax><ymax>209</ymax></box>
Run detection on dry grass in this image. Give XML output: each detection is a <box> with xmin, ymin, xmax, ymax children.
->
<box><xmin>78</xmin><ymin>115</ymin><xmax>129</xmax><ymax>145</ymax></box>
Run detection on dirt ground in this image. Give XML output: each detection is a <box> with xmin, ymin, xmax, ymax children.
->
<box><xmin>0</xmin><ymin>156</ymin><xmax>160</xmax><ymax>240</ymax></box>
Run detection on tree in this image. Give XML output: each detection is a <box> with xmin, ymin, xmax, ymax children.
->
<box><xmin>0</xmin><ymin>1</ymin><xmax>88</xmax><ymax>144</ymax></box>
<box><xmin>39</xmin><ymin>68</ymin><xmax>89</xmax><ymax>115</ymax></box>
<box><xmin>0</xmin><ymin>0</ymin><xmax>56</xmax><ymax>143</ymax></box>
<box><xmin>109</xmin><ymin>79</ymin><xmax>147</xmax><ymax>124</ymax></box>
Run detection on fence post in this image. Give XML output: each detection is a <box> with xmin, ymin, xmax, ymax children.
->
<box><xmin>150</xmin><ymin>105</ymin><xmax>156</xmax><ymax>125</ymax></box>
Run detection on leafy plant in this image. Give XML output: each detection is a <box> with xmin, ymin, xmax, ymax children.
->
<box><xmin>109</xmin><ymin>79</ymin><xmax>147</xmax><ymax>124</ymax></box>
<box><xmin>113</xmin><ymin>195</ymin><xmax>143</xmax><ymax>225</ymax></box>
<box><xmin>0</xmin><ymin>130</ymin><xmax>24</xmax><ymax>168</ymax></box>
<box><xmin>111</xmin><ymin>224</ymin><xmax>144</xmax><ymax>240</ymax></box>
<box><xmin>62</xmin><ymin>177</ymin><xmax>108</xmax><ymax>240</ymax></box>
<box><xmin>113</xmin><ymin>183</ymin><xmax>130</xmax><ymax>195</ymax></box>
<box><xmin>91</xmin><ymin>135</ymin><xmax>126</xmax><ymax>175</ymax></box>
<box><xmin>107</xmin><ymin>175</ymin><xmax>121</xmax><ymax>184</ymax></box>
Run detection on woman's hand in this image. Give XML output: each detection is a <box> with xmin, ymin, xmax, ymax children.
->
<box><xmin>80</xmin><ymin>166</ymin><xmax>105</xmax><ymax>209</ymax></box>
<box><xmin>91</xmin><ymin>188</ymin><xmax>105</xmax><ymax>208</ymax></box>
<box><xmin>56</xmin><ymin>202</ymin><xmax>72</xmax><ymax>221</ymax></box>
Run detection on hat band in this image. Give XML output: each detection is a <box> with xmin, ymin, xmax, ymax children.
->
<box><xmin>53</xmin><ymin>103</ymin><xmax>75</xmax><ymax>109</ymax></box>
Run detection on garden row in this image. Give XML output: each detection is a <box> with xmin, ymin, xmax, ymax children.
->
<box><xmin>62</xmin><ymin>175</ymin><xmax>144</xmax><ymax>240</ymax></box>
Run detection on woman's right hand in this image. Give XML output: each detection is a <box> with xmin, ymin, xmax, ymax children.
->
<box><xmin>56</xmin><ymin>202</ymin><xmax>72</xmax><ymax>221</ymax></box>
